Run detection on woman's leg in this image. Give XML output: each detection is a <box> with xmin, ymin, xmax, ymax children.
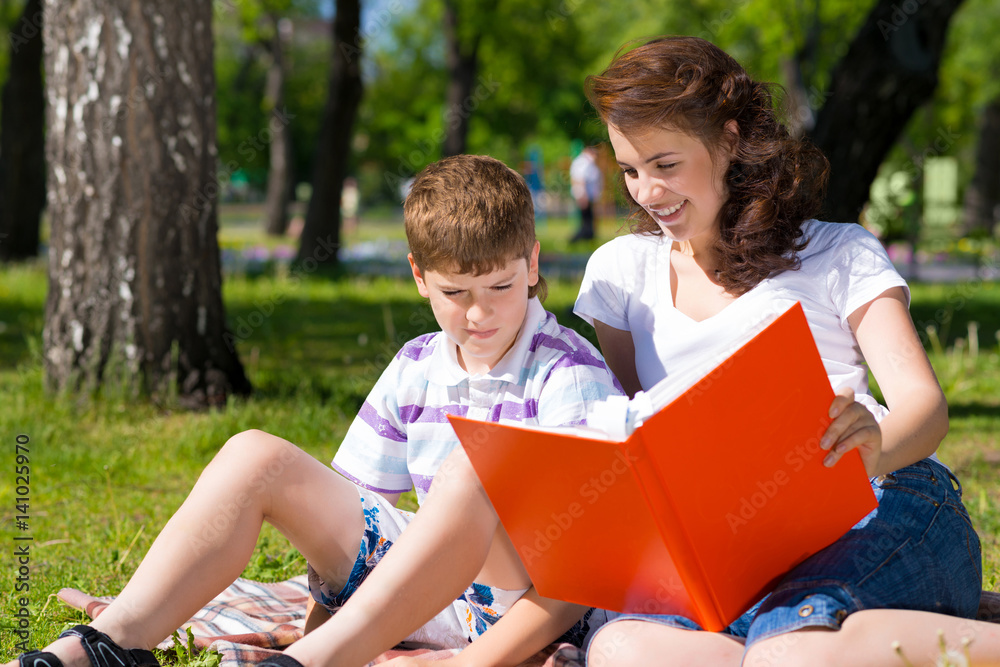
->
<box><xmin>743</xmin><ymin>610</ymin><xmax>1000</xmax><ymax>667</ymax></box>
<box><xmin>743</xmin><ymin>461</ymin><xmax>998</xmax><ymax>666</ymax></box>
<box><xmin>283</xmin><ymin>447</ymin><xmax>520</xmax><ymax>667</ymax></box>
<box><xmin>586</xmin><ymin>622</ymin><xmax>744</xmax><ymax>666</ymax></box>
<box><xmin>21</xmin><ymin>430</ymin><xmax>365</xmax><ymax>666</ymax></box>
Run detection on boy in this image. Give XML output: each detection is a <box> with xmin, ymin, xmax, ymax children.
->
<box><xmin>16</xmin><ymin>155</ymin><xmax>620</xmax><ymax>667</ymax></box>
<box><xmin>297</xmin><ymin>154</ymin><xmax>622</xmax><ymax>661</ymax></box>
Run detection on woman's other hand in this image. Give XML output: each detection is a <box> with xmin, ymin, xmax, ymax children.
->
<box><xmin>820</xmin><ymin>385</ymin><xmax>882</xmax><ymax>476</ymax></box>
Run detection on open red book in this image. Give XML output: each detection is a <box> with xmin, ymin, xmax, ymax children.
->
<box><xmin>448</xmin><ymin>302</ymin><xmax>878</xmax><ymax>631</ymax></box>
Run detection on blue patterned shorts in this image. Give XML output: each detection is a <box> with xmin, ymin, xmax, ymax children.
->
<box><xmin>308</xmin><ymin>486</ymin><xmax>604</xmax><ymax>649</ymax></box>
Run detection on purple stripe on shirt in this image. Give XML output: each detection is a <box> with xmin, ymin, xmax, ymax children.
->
<box><xmin>359</xmin><ymin>401</ymin><xmax>407</xmax><ymax>443</ymax></box>
<box><xmin>397</xmin><ymin>333</ymin><xmax>437</xmax><ymax>362</ymax></box>
<box><xmin>531</xmin><ymin>331</ymin><xmax>606</xmax><ymax>369</ymax></box>
<box><xmin>548</xmin><ymin>355</ymin><xmax>625</xmax><ymax>394</ymax></box>
<box><xmin>330</xmin><ymin>461</ymin><xmax>411</xmax><ymax>495</ymax></box>
<box><xmin>412</xmin><ymin>473</ymin><xmax>434</xmax><ymax>494</ymax></box>
<box><xmin>490</xmin><ymin>398</ymin><xmax>538</xmax><ymax>422</ymax></box>
<box><xmin>399</xmin><ymin>404</ymin><xmax>467</xmax><ymax>424</ymax></box>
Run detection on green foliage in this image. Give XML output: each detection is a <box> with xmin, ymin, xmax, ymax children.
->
<box><xmin>352</xmin><ymin>0</ymin><xmax>632</xmax><ymax>204</ymax></box>
<box><xmin>0</xmin><ymin>0</ymin><xmax>34</xmax><ymax>119</ymax></box>
<box><xmin>213</xmin><ymin>0</ymin><xmax>329</xmax><ymax>196</ymax></box>
<box><xmin>168</xmin><ymin>627</ymin><xmax>221</xmax><ymax>667</ymax></box>
<box><xmin>6</xmin><ymin>0</ymin><xmax>995</xmax><ymax>230</ymax></box>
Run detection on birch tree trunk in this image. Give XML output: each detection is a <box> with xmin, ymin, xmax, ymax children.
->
<box><xmin>42</xmin><ymin>0</ymin><xmax>251</xmax><ymax>407</ymax></box>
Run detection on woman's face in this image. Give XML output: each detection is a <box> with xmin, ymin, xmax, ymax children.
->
<box><xmin>608</xmin><ymin>124</ymin><xmax>732</xmax><ymax>248</ymax></box>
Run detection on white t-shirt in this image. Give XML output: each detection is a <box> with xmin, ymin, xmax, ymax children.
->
<box><xmin>574</xmin><ymin>219</ymin><xmax>909</xmax><ymax>422</ymax></box>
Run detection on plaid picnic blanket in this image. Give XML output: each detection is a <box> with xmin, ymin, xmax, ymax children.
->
<box><xmin>57</xmin><ymin>576</ymin><xmax>586</xmax><ymax>667</ymax></box>
<box><xmin>56</xmin><ymin>578</ymin><xmax>1000</xmax><ymax>666</ymax></box>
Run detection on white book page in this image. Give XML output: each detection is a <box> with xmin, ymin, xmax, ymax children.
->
<box><xmin>628</xmin><ymin>304</ymin><xmax>791</xmax><ymax>431</ymax></box>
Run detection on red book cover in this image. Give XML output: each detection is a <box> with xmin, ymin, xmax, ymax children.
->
<box><xmin>448</xmin><ymin>302</ymin><xmax>878</xmax><ymax>631</ymax></box>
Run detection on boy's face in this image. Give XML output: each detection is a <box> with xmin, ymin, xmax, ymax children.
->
<box><xmin>409</xmin><ymin>241</ymin><xmax>540</xmax><ymax>376</ymax></box>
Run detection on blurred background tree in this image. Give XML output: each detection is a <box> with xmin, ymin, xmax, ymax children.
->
<box><xmin>1</xmin><ymin>0</ymin><xmax>998</xmax><ymax>402</ymax></box>
<box><xmin>0</xmin><ymin>0</ymin><xmax>44</xmax><ymax>261</ymax></box>
<box><xmin>294</xmin><ymin>0</ymin><xmax>362</xmax><ymax>267</ymax></box>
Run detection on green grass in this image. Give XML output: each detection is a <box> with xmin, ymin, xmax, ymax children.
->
<box><xmin>0</xmin><ymin>259</ymin><xmax>998</xmax><ymax>660</ymax></box>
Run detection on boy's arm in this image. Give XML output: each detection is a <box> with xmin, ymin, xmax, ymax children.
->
<box><xmin>452</xmin><ymin>589</ymin><xmax>589</xmax><ymax>666</ymax></box>
<box><xmin>385</xmin><ymin>588</ymin><xmax>589</xmax><ymax>667</ymax></box>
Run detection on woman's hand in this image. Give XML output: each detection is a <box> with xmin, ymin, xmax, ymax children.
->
<box><xmin>820</xmin><ymin>386</ymin><xmax>882</xmax><ymax>476</ymax></box>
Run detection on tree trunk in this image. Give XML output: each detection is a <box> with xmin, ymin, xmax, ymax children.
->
<box><xmin>295</xmin><ymin>0</ymin><xmax>362</xmax><ymax>267</ymax></box>
<box><xmin>781</xmin><ymin>58</ymin><xmax>813</xmax><ymax>140</ymax></box>
<box><xmin>263</xmin><ymin>14</ymin><xmax>293</xmax><ymax>237</ymax></box>
<box><xmin>42</xmin><ymin>0</ymin><xmax>251</xmax><ymax>407</ymax></box>
<box><xmin>780</xmin><ymin>0</ymin><xmax>821</xmax><ymax>140</ymax></box>
<box><xmin>961</xmin><ymin>95</ymin><xmax>1000</xmax><ymax>236</ymax></box>
<box><xmin>0</xmin><ymin>0</ymin><xmax>46</xmax><ymax>262</ymax></box>
<box><xmin>809</xmin><ymin>0</ymin><xmax>966</xmax><ymax>223</ymax></box>
<box><xmin>441</xmin><ymin>0</ymin><xmax>480</xmax><ymax>158</ymax></box>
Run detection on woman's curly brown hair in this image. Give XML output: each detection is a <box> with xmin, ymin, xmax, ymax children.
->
<box><xmin>585</xmin><ymin>36</ymin><xmax>830</xmax><ymax>295</ymax></box>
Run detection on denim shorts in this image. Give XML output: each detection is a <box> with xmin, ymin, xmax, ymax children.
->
<box><xmin>589</xmin><ymin>458</ymin><xmax>982</xmax><ymax>655</ymax></box>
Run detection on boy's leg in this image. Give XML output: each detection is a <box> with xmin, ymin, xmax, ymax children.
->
<box><xmin>31</xmin><ymin>429</ymin><xmax>364</xmax><ymax>665</ymax></box>
<box><xmin>285</xmin><ymin>447</ymin><xmax>517</xmax><ymax>667</ymax></box>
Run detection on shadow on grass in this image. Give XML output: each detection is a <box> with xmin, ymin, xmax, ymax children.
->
<box><xmin>949</xmin><ymin>403</ymin><xmax>1000</xmax><ymax>419</ymax></box>
<box><xmin>908</xmin><ymin>282</ymin><xmax>1000</xmax><ymax>349</ymax></box>
<box><xmin>0</xmin><ymin>299</ymin><xmax>42</xmax><ymax>369</ymax></box>
<box><xmin>222</xmin><ymin>275</ymin><xmax>437</xmax><ymax>407</ymax></box>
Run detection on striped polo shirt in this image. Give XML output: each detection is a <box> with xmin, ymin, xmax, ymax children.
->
<box><xmin>332</xmin><ymin>297</ymin><xmax>624</xmax><ymax>505</ymax></box>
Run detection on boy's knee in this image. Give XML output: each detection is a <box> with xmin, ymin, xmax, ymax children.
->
<box><xmin>218</xmin><ymin>429</ymin><xmax>297</xmax><ymax>470</ymax></box>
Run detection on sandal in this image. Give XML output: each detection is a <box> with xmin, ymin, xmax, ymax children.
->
<box><xmin>259</xmin><ymin>655</ymin><xmax>306</xmax><ymax>667</ymax></box>
<box><xmin>18</xmin><ymin>625</ymin><xmax>159</xmax><ymax>667</ymax></box>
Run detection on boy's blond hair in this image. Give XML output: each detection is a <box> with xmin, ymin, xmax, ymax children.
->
<box><xmin>404</xmin><ymin>155</ymin><xmax>546</xmax><ymax>300</ymax></box>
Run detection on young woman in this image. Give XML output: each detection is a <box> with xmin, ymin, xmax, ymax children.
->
<box><xmin>575</xmin><ymin>35</ymin><xmax>996</xmax><ymax>667</ymax></box>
